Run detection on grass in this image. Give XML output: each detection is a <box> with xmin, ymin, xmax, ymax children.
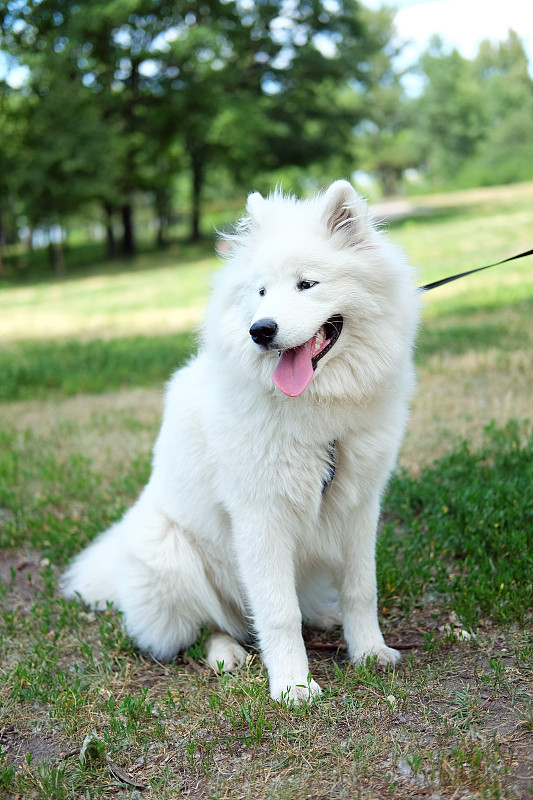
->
<box><xmin>380</xmin><ymin>420</ymin><xmax>533</xmax><ymax>629</ymax></box>
<box><xmin>0</xmin><ymin>181</ymin><xmax>532</xmax><ymax>798</ymax></box>
<box><xmin>0</xmin><ymin>333</ymin><xmax>196</xmax><ymax>402</ymax></box>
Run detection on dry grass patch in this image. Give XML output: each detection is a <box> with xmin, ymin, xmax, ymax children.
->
<box><xmin>401</xmin><ymin>347</ymin><xmax>532</xmax><ymax>473</ymax></box>
<box><xmin>0</xmin><ymin>388</ymin><xmax>162</xmax><ymax>479</ymax></box>
<box><xmin>0</xmin><ymin>255</ymin><xmax>216</xmax><ymax>344</ymax></box>
<box><xmin>408</xmin><ymin>180</ymin><xmax>533</xmax><ymax>211</ymax></box>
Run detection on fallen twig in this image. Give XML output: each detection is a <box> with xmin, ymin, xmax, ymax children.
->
<box><xmin>107</xmin><ymin>758</ymin><xmax>148</xmax><ymax>790</ymax></box>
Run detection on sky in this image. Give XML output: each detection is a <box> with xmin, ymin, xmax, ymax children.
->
<box><xmin>368</xmin><ymin>0</ymin><xmax>533</xmax><ymax>69</ymax></box>
<box><xmin>1</xmin><ymin>0</ymin><xmax>532</xmax><ymax>86</ymax></box>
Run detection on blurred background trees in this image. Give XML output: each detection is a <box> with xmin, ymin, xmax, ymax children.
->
<box><xmin>1</xmin><ymin>0</ymin><xmax>532</xmax><ymax>274</ymax></box>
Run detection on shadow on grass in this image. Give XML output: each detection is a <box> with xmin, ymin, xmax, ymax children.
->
<box><xmin>385</xmin><ymin>204</ymin><xmax>478</xmax><ymax>231</ymax></box>
<box><xmin>0</xmin><ymin>331</ymin><xmax>198</xmax><ymax>402</ymax></box>
<box><xmin>0</xmin><ymin>237</ymin><xmax>221</xmax><ymax>288</ymax></box>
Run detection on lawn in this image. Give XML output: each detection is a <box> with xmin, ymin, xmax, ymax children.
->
<box><xmin>0</xmin><ymin>182</ymin><xmax>532</xmax><ymax>799</ymax></box>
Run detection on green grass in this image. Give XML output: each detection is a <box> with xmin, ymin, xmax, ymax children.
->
<box><xmin>390</xmin><ymin>182</ymin><xmax>533</xmax><ymax>299</ymax></box>
<box><xmin>0</xmin><ymin>184</ymin><xmax>532</xmax><ymax>404</ymax></box>
<box><xmin>379</xmin><ymin>420</ymin><xmax>533</xmax><ymax>629</ymax></box>
<box><xmin>0</xmin><ymin>182</ymin><xmax>532</xmax><ymax>799</ymax></box>
<box><xmin>0</xmin><ymin>333</ymin><xmax>196</xmax><ymax>402</ymax></box>
<box><xmin>0</xmin><ymin>425</ymin><xmax>151</xmax><ymax>561</ymax></box>
<box><xmin>2</xmin><ymin>420</ymin><xmax>531</xmax><ymax>627</ymax></box>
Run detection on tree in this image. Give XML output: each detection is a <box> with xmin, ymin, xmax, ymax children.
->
<box><xmin>465</xmin><ymin>31</ymin><xmax>533</xmax><ymax>186</ymax></box>
<box><xmin>1</xmin><ymin>0</ymin><xmax>175</xmax><ymax>255</ymax></box>
<box><xmin>155</xmin><ymin>0</ymin><xmax>386</xmax><ymax>238</ymax></box>
<box><xmin>351</xmin><ymin>5</ymin><xmax>419</xmax><ymax>195</ymax></box>
<box><xmin>413</xmin><ymin>30</ymin><xmax>533</xmax><ymax>188</ymax></box>
<box><xmin>1</xmin><ymin>0</ymin><xmax>399</xmax><ymax>247</ymax></box>
<box><xmin>17</xmin><ymin>63</ymin><xmax>118</xmax><ymax>273</ymax></box>
<box><xmin>0</xmin><ymin>79</ymin><xmax>20</xmax><ymax>274</ymax></box>
<box><xmin>415</xmin><ymin>39</ymin><xmax>487</xmax><ymax>183</ymax></box>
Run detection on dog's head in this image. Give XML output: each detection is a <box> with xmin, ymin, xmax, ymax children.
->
<box><xmin>206</xmin><ymin>180</ymin><xmax>420</xmax><ymax>402</ymax></box>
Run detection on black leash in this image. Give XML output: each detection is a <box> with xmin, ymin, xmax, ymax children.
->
<box><xmin>419</xmin><ymin>248</ymin><xmax>533</xmax><ymax>292</ymax></box>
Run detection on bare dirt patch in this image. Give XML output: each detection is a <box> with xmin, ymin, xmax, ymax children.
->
<box><xmin>0</xmin><ymin>726</ymin><xmax>71</xmax><ymax>769</ymax></box>
<box><xmin>0</xmin><ymin>548</ymin><xmax>49</xmax><ymax>612</ymax></box>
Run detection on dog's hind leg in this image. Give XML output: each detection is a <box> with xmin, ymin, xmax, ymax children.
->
<box><xmin>205</xmin><ymin>632</ymin><xmax>248</xmax><ymax>672</ymax></box>
<box><xmin>114</xmin><ymin>492</ymin><xmax>247</xmax><ymax>661</ymax></box>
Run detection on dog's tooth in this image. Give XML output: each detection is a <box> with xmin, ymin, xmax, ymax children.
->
<box><xmin>311</xmin><ymin>326</ymin><xmax>329</xmax><ymax>357</ymax></box>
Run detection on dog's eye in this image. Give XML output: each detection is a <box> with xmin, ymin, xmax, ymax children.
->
<box><xmin>298</xmin><ymin>280</ymin><xmax>318</xmax><ymax>291</ymax></box>
<box><xmin>259</xmin><ymin>287</ymin><xmax>266</xmax><ymax>296</ymax></box>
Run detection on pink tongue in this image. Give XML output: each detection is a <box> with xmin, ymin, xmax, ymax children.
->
<box><xmin>272</xmin><ymin>339</ymin><xmax>315</xmax><ymax>397</ymax></box>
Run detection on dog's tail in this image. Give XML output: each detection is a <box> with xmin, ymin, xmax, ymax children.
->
<box><xmin>61</xmin><ymin>522</ymin><xmax>121</xmax><ymax>609</ymax></box>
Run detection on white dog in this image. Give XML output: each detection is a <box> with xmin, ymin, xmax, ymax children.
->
<box><xmin>62</xmin><ymin>180</ymin><xmax>420</xmax><ymax>704</ymax></box>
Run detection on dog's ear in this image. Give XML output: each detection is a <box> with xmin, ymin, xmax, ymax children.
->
<box><xmin>246</xmin><ymin>191</ymin><xmax>266</xmax><ymax>225</ymax></box>
<box><xmin>322</xmin><ymin>180</ymin><xmax>367</xmax><ymax>244</ymax></box>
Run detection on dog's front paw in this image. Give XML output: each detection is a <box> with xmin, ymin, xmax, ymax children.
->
<box><xmin>270</xmin><ymin>676</ymin><xmax>322</xmax><ymax>705</ymax></box>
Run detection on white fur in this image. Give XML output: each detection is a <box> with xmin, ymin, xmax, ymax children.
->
<box><xmin>62</xmin><ymin>181</ymin><xmax>420</xmax><ymax>704</ymax></box>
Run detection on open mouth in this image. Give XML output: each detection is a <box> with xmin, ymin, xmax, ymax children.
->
<box><xmin>272</xmin><ymin>314</ymin><xmax>343</xmax><ymax>397</ymax></box>
<box><xmin>309</xmin><ymin>314</ymin><xmax>344</xmax><ymax>369</ymax></box>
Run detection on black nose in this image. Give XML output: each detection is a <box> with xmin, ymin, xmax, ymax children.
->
<box><xmin>249</xmin><ymin>318</ymin><xmax>278</xmax><ymax>346</ymax></box>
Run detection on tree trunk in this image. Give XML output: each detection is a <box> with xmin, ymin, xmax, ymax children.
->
<box><xmin>121</xmin><ymin>202</ymin><xmax>135</xmax><ymax>256</ymax></box>
<box><xmin>18</xmin><ymin>226</ymin><xmax>33</xmax><ymax>271</ymax></box>
<box><xmin>156</xmin><ymin>215</ymin><xmax>165</xmax><ymax>249</ymax></box>
<box><xmin>155</xmin><ymin>184</ymin><xmax>174</xmax><ymax>249</ymax></box>
<box><xmin>104</xmin><ymin>202</ymin><xmax>116</xmax><ymax>258</ymax></box>
<box><xmin>155</xmin><ymin>190</ymin><xmax>168</xmax><ymax>249</ymax></box>
<box><xmin>0</xmin><ymin>215</ymin><xmax>4</xmax><ymax>277</ymax></box>
<box><xmin>378</xmin><ymin>166</ymin><xmax>400</xmax><ymax>198</ymax></box>
<box><xmin>190</xmin><ymin>151</ymin><xmax>204</xmax><ymax>243</ymax></box>
<box><xmin>49</xmin><ymin>241</ymin><xmax>66</xmax><ymax>277</ymax></box>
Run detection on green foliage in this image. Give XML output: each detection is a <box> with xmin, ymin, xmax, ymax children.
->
<box><xmin>415</xmin><ymin>42</ymin><xmax>486</xmax><ymax>181</ymax></box>
<box><xmin>457</xmin><ymin>109</ymin><xmax>533</xmax><ymax>188</ymax></box>
<box><xmin>0</xmin><ymin>748</ymin><xmax>15</xmax><ymax>789</ymax></box>
<box><xmin>352</xmin><ymin>6</ymin><xmax>420</xmax><ymax>196</ymax></box>
<box><xmin>380</xmin><ymin>421</ymin><xmax>533</xmax><ymax>628</ymax></box>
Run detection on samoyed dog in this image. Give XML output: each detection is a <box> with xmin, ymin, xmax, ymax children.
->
<box><xmin>62</xmin><ymin>180</ymin><xmax>420</xmax><ymax>704</ymax></box>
